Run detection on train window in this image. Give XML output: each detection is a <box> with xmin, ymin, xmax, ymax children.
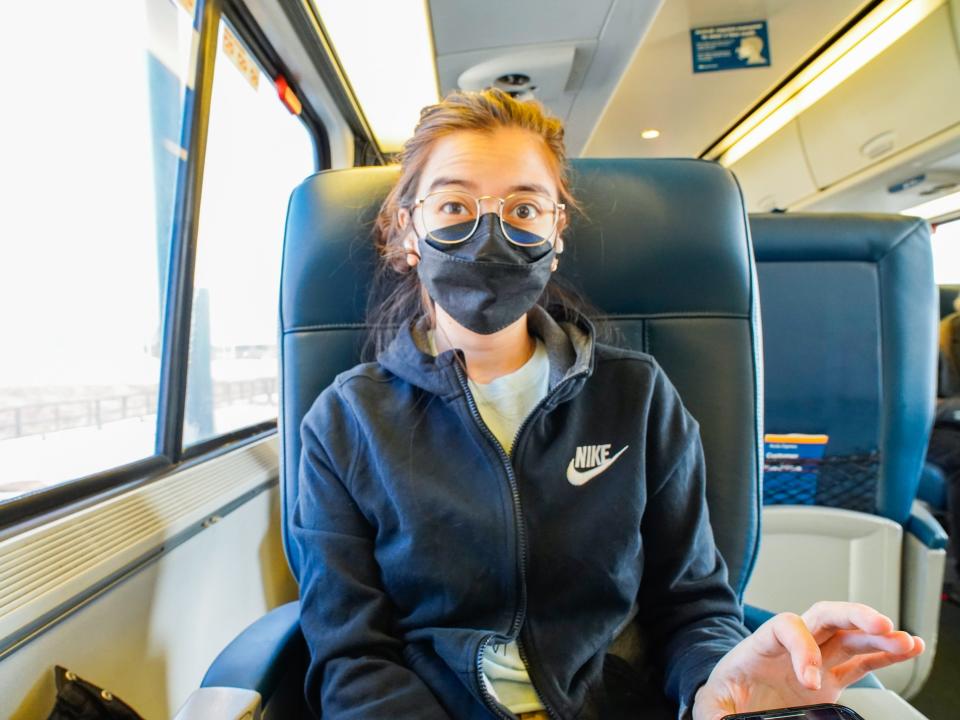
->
<box><xmin>182</xmin><ymin>19</ymin><xmax>315</xmax><ymax>448</ymax></box>
<box><xmin>932</xmin><ymin>219</ymin><xmax>960</xmax><ymax>284</ymax></box>
<box><xmin>0</xmin><ymin>0</ymin><xmax>195</xmax><ymax>503</ymax></box>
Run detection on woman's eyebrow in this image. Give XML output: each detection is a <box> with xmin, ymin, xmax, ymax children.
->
<box><xmin>427</xmin><ymin>177</ymin><xmax>476</xmax><ymax>192</ymax></box>
<box><xmin>507</xmin><ymin>183</ymin><xmax>552</xmax><ymax>196</ymax></box>
<box><xmin>426</xmin><ymin>178</ymin><xmax>553</xmax><ymax>196</ymax></box>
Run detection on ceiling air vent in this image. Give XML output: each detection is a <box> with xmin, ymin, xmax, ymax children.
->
<box><xmin>457</xmin><ymin>46</ymin><xmax>577</xmax><ymax>103</ymax></box>
<box><xmin>494</xmin><ymin>73</ymin><xmax>535</xmax><ymax>100</ymax></box>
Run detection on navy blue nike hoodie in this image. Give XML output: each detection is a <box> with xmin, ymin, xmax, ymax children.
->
<box><xmin>293</xmin><ymin>305</ymin><xmax>750</xmax><ymax>719</ymax></box>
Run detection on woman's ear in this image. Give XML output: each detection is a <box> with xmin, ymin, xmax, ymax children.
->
<box><xmin>398</xmin><ymin>207</ymin><xmax>420</xmax><ymax>268</ymax></box>
<box><xmin>551</xmin><ymin>234</ymin><xmax>564</xmax><ymax>272</ymax></box>
<box><xmin>551</xmin><ymin>210</ymin><xmax>567</xmax><ymax>271</ymax></box>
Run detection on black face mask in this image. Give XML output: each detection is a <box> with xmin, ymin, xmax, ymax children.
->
<box><xmin>416</xmin><ymin>212</ymin><xmax>556</xmax><ymax>335</ymax></box>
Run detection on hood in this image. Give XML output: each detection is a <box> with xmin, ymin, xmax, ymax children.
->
<box><xmin>377</xmin><ymin>304</ymin><xmax>596</xmax><ymax>403</ymax></box>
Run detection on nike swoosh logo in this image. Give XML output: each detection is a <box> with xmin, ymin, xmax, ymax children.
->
<box><xmin>566</xmin><ymin>445</ymin><xmax>629</xmax><ymax>486</ymax></box>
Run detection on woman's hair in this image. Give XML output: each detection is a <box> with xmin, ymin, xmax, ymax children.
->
<box><xmin>364</xmin><ymin>87</ymin><xmax>607</xmax><ymax>359</ymax></box>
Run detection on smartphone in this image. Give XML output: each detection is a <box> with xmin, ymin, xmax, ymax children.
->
<box><xmin>721</xmin><ymin>703</ymin><xmax>865</xmax><ymax>720</ymax></box>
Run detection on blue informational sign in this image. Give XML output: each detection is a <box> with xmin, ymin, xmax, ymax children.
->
<box><xmin>691</xmin><ymin>20</ymin><xmax>771</xmax><ymax>73</ymax></box>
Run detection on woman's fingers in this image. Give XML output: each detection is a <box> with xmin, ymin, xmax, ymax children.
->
<box><xmin>830</xmin><ymin>636</ymin><xmax>925</xmax><ymax>686</ymax></box>
<box><xmin>801</xmin><ymin>601</ymin><xmax>894</xmax><ymax>644</ymax></box>
<box><xmin>753</xmin><ymin>612</ymin><xmax>824</xmax><ymax>689</ymax></box>
<box><xmin>819</xmin><ymin>629</ymin><xmax>917</xmax><ymax>667</ymax></box>
<box><xmin>731</xmin><ymin>606</ymin><xmax>923</xmax><ymax>702</ymax></box>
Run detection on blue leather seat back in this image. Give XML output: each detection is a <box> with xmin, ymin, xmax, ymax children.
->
<box><xmin>280</xmin><ymin>159</ymin><xmax>762</xmax><ymax>598</ymax></box>
<box><xmin>751</xmin><ymin>214</ymin><xmax>937</xmax><ymax>523</ymax></box>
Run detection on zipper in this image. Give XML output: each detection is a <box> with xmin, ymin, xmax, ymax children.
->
<box><xmin>454</xmin><ymin>363</ymin><xmax>589</xmax><ymax>719</ymax></box>
<box><xmin>516</xmin><ymin>635</ymin><xmax>560</xmax><ymax>720</ymax></box>
<box><xmin>453</xmin><ymin>362</ymin><xmax>530</xmax><ymax>640</ymax></box>
<box><xmin>475</xmin><ymin>633</ymin><xmax>512</xmax><ymax>720</ymax></box>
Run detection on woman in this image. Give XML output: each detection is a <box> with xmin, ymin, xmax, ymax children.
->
<box><xmin>292</xmin><ymin>89</ymin><xmax>923</xmax><ymax>720</ymax></box>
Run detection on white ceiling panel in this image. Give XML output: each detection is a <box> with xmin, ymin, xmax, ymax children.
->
<box><xmin>429</xmin><ymin>0</ymin><xmax>615</xmax><ymax>56</ymax></box>
<box><xmin>430</xmin><ymin>0</ymin><xmax>662</xmax><ymax>155</ymax></box>
<box><xmin>585</xmin><ymin>0</ymin><xmax>869</xmax><ymax>158</ymax></box>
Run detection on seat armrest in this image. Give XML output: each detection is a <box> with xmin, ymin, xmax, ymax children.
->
<box><xmin>173</xmin><ymin>687</ymin><xmax>261</xmax><ymax>720</ymax></box>
<box><xmin>744</xmin><ymin>507</ymin><xmax>902</xmax><ymax>623</ymax></box>
<box><xmin>201</xmin><ymin>601</ymin><xmax>304</xmax><ymax>705</ymax></box>
<box><xmin>905</xmin><ymin>502</ymin><xmax>949</xmax><ymax>550</ymax></box>
<box><xmin>837</xmin><ymin>688</ymin><xmax>928</xmax><ymax>718</ymax></box>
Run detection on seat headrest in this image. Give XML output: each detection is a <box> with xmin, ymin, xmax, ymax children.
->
<box><xmin>751</xmin><ymin>213</ymin><xmax>929</xmax><ymax>262</ymax></box>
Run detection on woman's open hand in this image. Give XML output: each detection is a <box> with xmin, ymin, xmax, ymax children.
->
<box><xmin>692</xmin><ymin>601</ymin><xmax>924</xmax><ymax>720</ymax></box>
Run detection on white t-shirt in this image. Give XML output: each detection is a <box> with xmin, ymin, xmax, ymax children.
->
<box><xmin>428</xmin><ymin>331</ymin><xmax>549</xmax><ymax>713</ymax></box>
<box><xmin>466</xmin><ymin>340</ymin><xmax>549</xmax><ymax>455</ymax></box>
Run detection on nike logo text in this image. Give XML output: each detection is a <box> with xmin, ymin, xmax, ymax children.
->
<box><xmin>566</xmin><ymin>444</ymin><xmax>629</xmax><ymax>486</ymax></box>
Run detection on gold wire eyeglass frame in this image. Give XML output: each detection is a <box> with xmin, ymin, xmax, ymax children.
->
<box><xmin>412</xmin><ymin>191</ymin><xmax>565</xmax><ymax>247</ymax></box>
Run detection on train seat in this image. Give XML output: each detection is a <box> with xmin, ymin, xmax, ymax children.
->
<box><xmin>176</xmin><ymin>164</ymin><xmax>908</xmax><ymax>718</ymax></box>
<box><xmin>185</xmin><ymin>158</ymin><xmax>765</xmax><ymax>717</ymax></box>
<box><xmin>746</xmin><ymin>213</ymin><xmax>947</xmax><ymax>698</ymax></box>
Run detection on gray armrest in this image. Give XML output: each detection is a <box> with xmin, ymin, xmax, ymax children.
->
<box><xmin>837</xmin><ymin>688</ymin><xmax>928</xmax><ymax>719</ymax></box>
<box><xmin>173</xmin><ymin>687</ymin><xmax>261</xmax><ymax>720</ymax></box>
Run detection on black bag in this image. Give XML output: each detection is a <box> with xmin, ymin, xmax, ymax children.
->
<box><xmin>46</xmin><ymin>665</ymin><xmax>145</xmax><ymax>720</ymax></box>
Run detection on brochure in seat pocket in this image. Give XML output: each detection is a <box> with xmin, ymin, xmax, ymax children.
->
<box><xmin>763</xmin><ymin>433</ymin><xmax>829</xmax><ymax>505</ymax></box>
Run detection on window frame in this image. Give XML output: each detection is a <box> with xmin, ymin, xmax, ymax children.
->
<box><xmin>0</xmin><ymin>0</ymin><xmax>327</xmax><ymax>533</ymax></box>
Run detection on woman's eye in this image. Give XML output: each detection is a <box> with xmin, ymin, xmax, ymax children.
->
<box><xmin>440</xmin><ymin>201</ymin><xmax>467</xmax><ymax>215</ymax></box>
<box><xmin>512</xmin><ymin>203</ymin><xmax>540</xmax><ymax>221</ymax></box>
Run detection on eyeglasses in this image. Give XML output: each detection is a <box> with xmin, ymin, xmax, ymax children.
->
<box><xmin>413</xmin><ymin>190</ymin><xmax>565</xmax><ymax>247</ymax></box>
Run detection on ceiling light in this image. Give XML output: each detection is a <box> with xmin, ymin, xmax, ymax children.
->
<box><xmin>706</xmin><ymin>0</ymin><xmax>944</xmax><ymax>167</ymax></box>
<box><xmin>641</xmin><ymin>129</ymin><xmax>661</xmax><ymax>140</ymax></box>
<box><xmin>901</xmin><ymin>189</ymin><xmax>960</xmax><ymax>220</ymax></box>
<box><xmin>309</xmin><ymin>0</ymin><xmax>439</xmax><ymax>153</ymax></box>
